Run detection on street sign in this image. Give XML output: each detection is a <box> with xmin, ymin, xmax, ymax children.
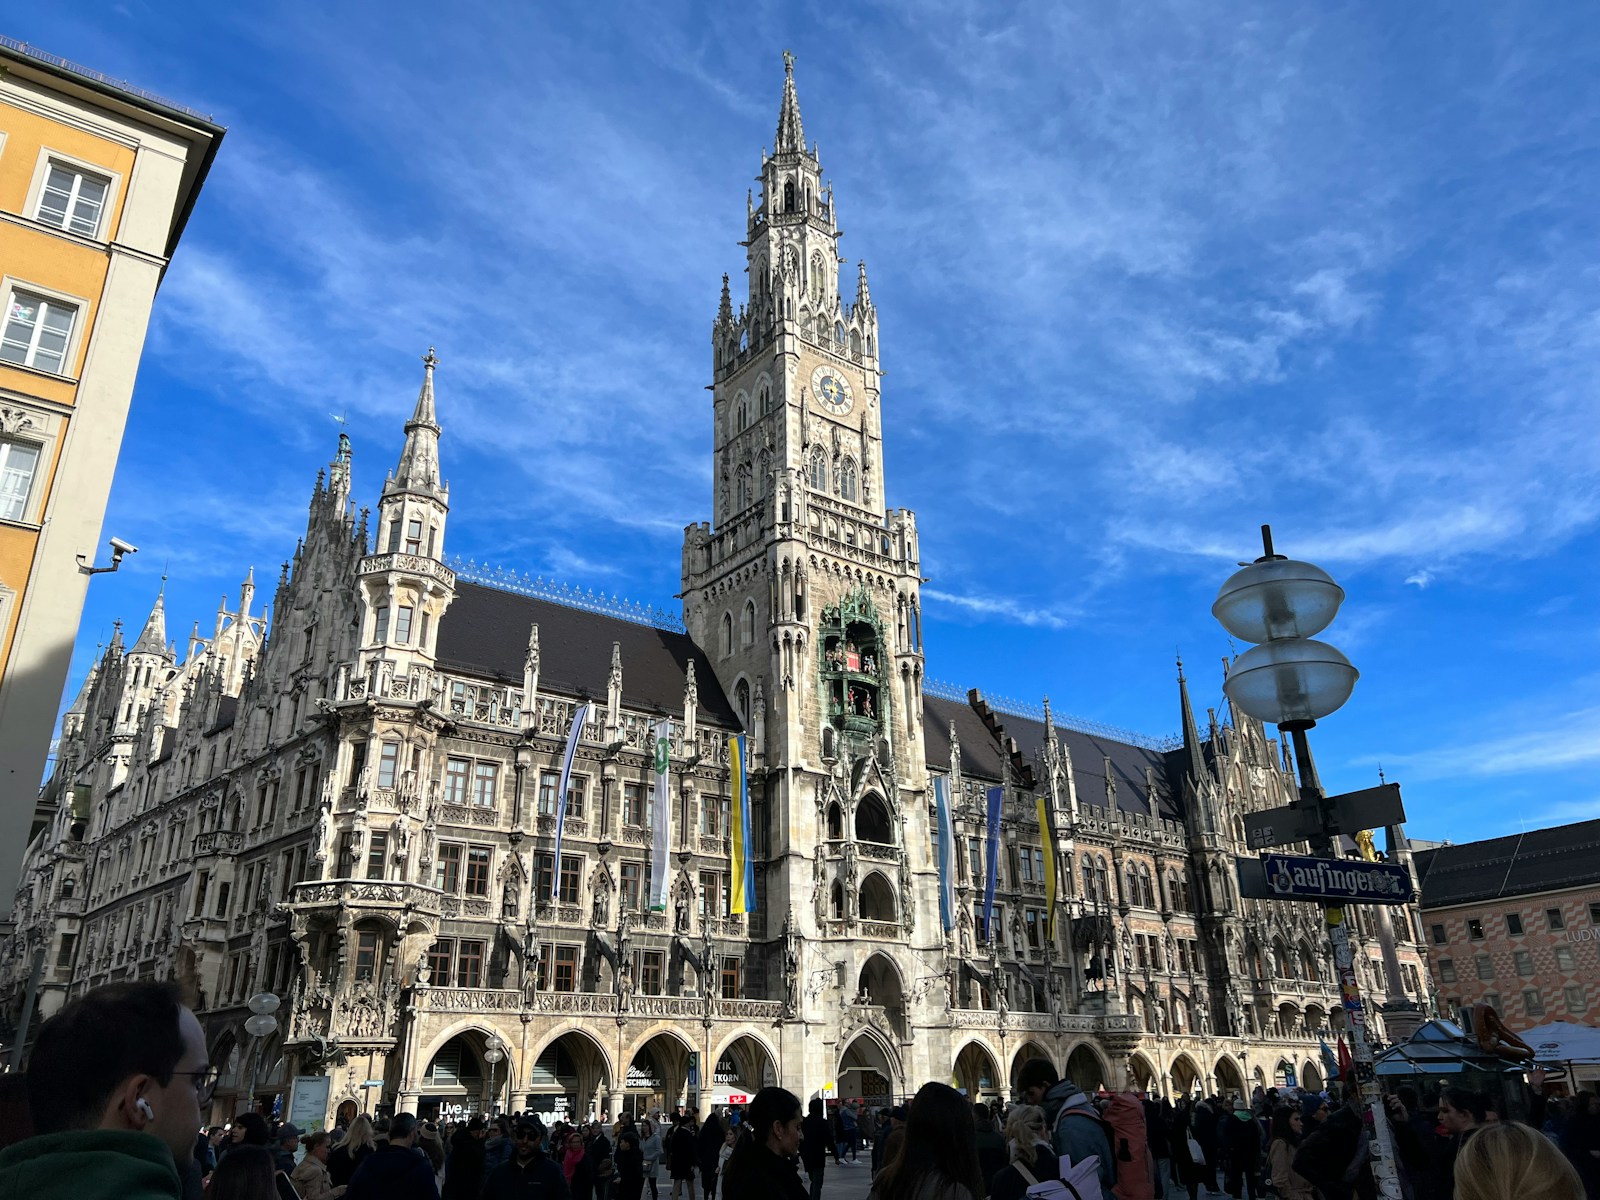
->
<box><xmin>361</xmin><ymin>1079</ymin><xmax>385</xmax><ymax>1088</ymax></box>
<box><xmin>1323</xmin><ymin>784</ymin><xmax>1406</xmax><ymax>836</ymax></box>
<box><xmin>1243</xmin><ymin>784</ymin><xmax>1405</xmax><ymax>851</ymax></box>
<box><xmin>1244</xmin><ymin>805</ymin><xmax>1322</xmax><ymax>850</ymax></box>
<box><xmin>1259</xmin><ymin>853</ymin><xmax>1414</xmax><ymax>904</ymax></box>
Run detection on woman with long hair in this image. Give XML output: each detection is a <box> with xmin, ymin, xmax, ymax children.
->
<box><xmin>719</xmin><ymin>1086</ymin><xmax>806</xmax><ymax>1200</ymax></box>
<box><xmin>870</xmin><ymin>1082</ymin><xmax>984</xmax><ymax>1200</ymax></box>
<box><xmin>989</xmin><ymin>1105</ymin><xmax>1057</xmax><ymax>1200</ymax></box>
<box><xmin>1455</xmin><ymin>1120</ymin><xmax>1583</xmax><ymax>1200</ymax></box>
<box><xmin>327</xmin><ymin>1114</ymin><xmax>377</xmax><ymax>1188</ymax></box>
<box><xmin>205</xmin><ymin>1144</ymin><xmax>284</xmax><ymax>1200</ymax></box>
<box><xmin>1265</xmin><ymin>1106</ymin><xmax>1313</xmax><ymax>1200</ymax></box>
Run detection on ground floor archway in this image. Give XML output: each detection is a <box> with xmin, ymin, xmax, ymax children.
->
<box><xmin>521</xmin><ymin>1028</ymin><xmax>612</xmax><ymax>1124</ymax></box>
<box><xmin>839</xmin><ymin>1030</ymin><xmax>899</xmax><ymax>1106</ymax></box>
<box><xmin>1126</xmin><ymin>1052</ymin><xmax>1158</xmax><ymax>1096</ymax></box>
<box><xmin>954</xmin><ymin>1040</ymin><xmax>1003</xmax><ymax>1102</ymax></box>
<box><xmin>1065</xmin><ymin>1042</ymin><xmax>1110</xmax><ymax>1094</ymax></box>
<box><xmin>1214</xmin><ymin>1055</ymin><xmax>1246</xmax><ymax>1102</ymax></box>
<box><xmin>709</xmin><ymin>1032</ymin><xmax>779</xmax><ymax>1106</ymax></box>
<box><xmin>1011</xmin><ymin>1040</ymin><xmax>1054</xmax><ymax>1089</ymax></box>
<box><xmin>1170</xmin><ymin>1053</ymin><xmax>1202</xmax><ymax>1097</ymax></box>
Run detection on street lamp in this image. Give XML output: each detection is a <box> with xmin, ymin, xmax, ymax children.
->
<box><xmin>484</xmin><ymin>1034</ymin><xmax>506</xmax><ymax>1116</ymax></box>
<box><xmin>244</xmin><ymin>992</ymin><xmax>280</xmax><ymax>1114</ymax></box>
<box><xmin>1212</xmin><ymin>525</ymin><xmax>1400</xmax><ymax>1200</ymax></box>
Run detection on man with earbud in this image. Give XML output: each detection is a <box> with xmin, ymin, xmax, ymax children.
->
<box><xmin>0</xmin><ymin>980</ymin><xmax>215</xmax><ymax>1199</ymax></box>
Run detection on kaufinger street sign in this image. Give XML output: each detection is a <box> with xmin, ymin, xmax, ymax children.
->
<box><xmin>1261</xmin><ymin>853</ymin><xmax>1414</xmax><ymax>904</ymax></box>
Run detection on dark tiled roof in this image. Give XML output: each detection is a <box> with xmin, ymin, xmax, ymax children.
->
<box><xmin>204</xmin><ymin>695</ymin><xmax>238</xmax><ymax>736</ymax></box>
<box><xmin>437</xmin><ymin>581</ymin><xmax>739</xmax><ymax>725</ymax></box>
<box><xmin>1413</xmin><ymin>819</ymin><xmax>1600</xmax><ymax>909</ymax></box>
<box><xmin>922</xmin><ymin>693</ymin><xmax>1185</xmax><ymax>822</ymax></box>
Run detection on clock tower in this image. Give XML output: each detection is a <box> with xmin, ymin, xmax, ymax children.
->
<box><xmin>682</xmin><ymin>55</ymin><xmax>933</xmax><ymax>1045</ymax></box>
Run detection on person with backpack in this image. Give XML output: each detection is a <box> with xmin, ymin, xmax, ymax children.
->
<box><xmin>1016</xmin><ymin>1058</ymin><xmax>1117</xmax><ymax>1200</ymax></box>
<box><xmin>990</xmin><ymin>1105</ymin><xmax>1058</xmax><ymax>1200</ymax></box>
<box><xmin>1101</xmin><ymin>1093</ymin><xmax>1155</xmax><ymax>1200</ymax></box>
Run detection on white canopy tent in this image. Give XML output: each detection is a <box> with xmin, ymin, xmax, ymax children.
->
<box><xmin>1524</xmin><ymin>1021</ymin><xmax>1600</xmax><ymax>1065</ymax></box>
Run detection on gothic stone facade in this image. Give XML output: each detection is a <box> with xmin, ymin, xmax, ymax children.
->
<box><xmin>1</xmin><ymin>61</ymin><xmax>1432</xmax><ymax>1124</ymax></box>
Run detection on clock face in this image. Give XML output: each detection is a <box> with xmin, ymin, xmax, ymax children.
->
<box><xmin>811</xmin><ymin>364</ymin><xmax>854</xmax><ymax>416</ymax></box>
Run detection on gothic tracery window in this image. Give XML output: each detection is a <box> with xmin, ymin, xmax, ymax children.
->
<box><xmin>807</xmin><ymin>447</ymin><xmax>828</xmax><ymax>491</ymax></box>
<box><xmin>838</xmin><ymin>456</ymin><xmax>858</xmax><ymax>501</ymax></box>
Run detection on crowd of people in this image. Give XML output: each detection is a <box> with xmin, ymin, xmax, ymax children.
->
<box><xmin>0</xmin><ymin>982</ymin><xmax>1596</xmax><ymax>1200</ymax></box>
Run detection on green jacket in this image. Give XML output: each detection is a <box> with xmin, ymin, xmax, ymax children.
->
<box><xmin>0</xmin><ymin>1129</ymin><xmax>182</xmax><ymax>1200</ymax></box>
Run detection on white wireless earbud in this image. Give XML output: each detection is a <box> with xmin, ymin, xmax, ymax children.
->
<box><xmin>136</xmin><ymin>1097</ymin><xmax>155</xmax><ymax>1120</ymax></box>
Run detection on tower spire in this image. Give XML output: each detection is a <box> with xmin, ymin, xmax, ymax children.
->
<box><xmin>1178</xmin><ymin>656</ymin><xmax>1206</xmax><ymax>786</ymax></box>
<box><xmin>130</xmin><ymin>586</ymin><xmax>171</xmax><ymax>659</ymax></box>
<box><xmin>775</xmin><ymin>50</ymin><xmax>805</xmax><ymax>153</ymax></box>
<box><xmin>391</xmin><ymin>347</ymin><xmax>443</xmax><ymax>495</ymax></box>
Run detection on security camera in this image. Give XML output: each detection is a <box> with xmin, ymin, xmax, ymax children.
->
<box><xmin>78</xmin><ymin>537</ymin><xmax>139</xmax><ymax>576</ymax></box>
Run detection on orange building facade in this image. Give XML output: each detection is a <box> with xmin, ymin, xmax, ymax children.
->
<box><xmin>0</xmin><ymin>36</ymin><xmax>222</xmax><ymax>916</ymax></box>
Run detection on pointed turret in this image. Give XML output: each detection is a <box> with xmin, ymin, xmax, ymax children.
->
<box><xmin>328</xmin><ymin>429</ymin><xmax>353</xmax><ymax>509</ymax></box>
<box><xmin>855</xmin><ymin>260</ymin><xmax>873</xmax><ymax>311</ymax></box>
<box><xmin>775</xmin><ymin>50</ymin><xmax>805</xmax><ymax>153</ymax></box>
<box><xmin>390</xmin><ymin>348</ymin><xmax>445</xmax><ymax>498</ymax></box>
<box><xmin>717</xmin><ymin>274</ymin><xmax>734</xmax><ymax>326</ymax></box>
<box><xmin>130</xmin><ymin>584</ymin><xmax>172</xmax><ymax>660</ymax></box>
<box><xmin>1178</xmin><ymin>656</ymin><xmax>1206</xmax><ymax>787</ymax></box>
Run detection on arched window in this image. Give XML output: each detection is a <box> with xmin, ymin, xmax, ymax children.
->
<box><xmin>1126</xmin><ymin>865</ymin><xmax>1140</xmax><ymax>907</ymax></box>
<box><xmin>784</xmin><ymin>180</ymin><xmax>796</xmax><ymax>212</ymax></box>
<box><xmin>734</xmin><ymin>396</ymin><xmax>749</xmax><ymax>431</ymax></box>
<box><xmin>758</xmin><ymin>450</ymin><xmax>772</xmax><ymax>497</ymax></box>
<box><xmin>758</xmin><ymin>383</ymin><xmax>771</xmax><ymax>414</ymax></box>
<box><xmin>838</xmin><ymin>457</ymin><xmax>858</xmax><ymax>501</ymax></box>
<box><xmin>850</xmin><ymin>329</ymin><xmax>862</xmax><ymax>360</ymax></box>
<box><xmin>807</xmin><ymin>447</ymin><xmax>828</xmax><ymax>491</ymax></box>
<box><xmin>738</xmin><ymin>327</ymin><xmax>749</xmax><ymax>353</ymax></box>
<box><xmin>855</xmin><ymin>793</ymin><xmax>893</xmax><ymax>844</ymax></box>
<box><xmin>740</xmin><ymin>600</ymin><xmax>755</xmax><ymax>645</ymax></box>
<box><xmin>720</xmin><ymin>613</ymin><xmax>733</xmax><ymax>658</ymax></box>
<box><xmin>735</xmin><ymin>467</ymin><xmax>752</xmax><ymax>511</ymax></box>
<box><xmin>1139</xmin><ymin>865</ymin><xmax>1156</xmax><ymax>908</ymax></box>
<box><xmin>735</xmin><ymin>679</ymin><xmax>750</xmax><ymax>726</ymax></box>
<box><xmin>1095</xmin><ymin>858</ymin><xmax>1109</xmax><ymax>905</ymax></box>
<box><xmin>810</xmin><ymin>253</ymin><xmax>825</xmax><ymax>303</ymax></box>
<box><xmin>835</xmin><ymin>321</ymin><xmax>846</xmax><ymax>347</ymax></box>
<box><xmin>826</xmin><ymin>803</ymin><xmax>843</xmax><ymax>840</ymax></box>
<box><xmin>830</xmin><ymin>881</ymin><xmax>845</xmax><ymax>919</ymax></box>
<box><xmin>1082</xmin><ymin>861</ymin><xmax>1096</xmax><ymax>902</ymax></box>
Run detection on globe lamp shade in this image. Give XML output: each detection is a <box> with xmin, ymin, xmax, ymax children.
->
<box><xmin>484</xmin><ymin>1047</ymin><xmax>505</xmax><ymax>1065</ymax></box>
<box><xmin>1223</xmin><ymin>638</ymin><xmax>1359</xmax><ymax>727</ymax></box>
<box><xmin>1212</xmin><ymin>558</ymin><xmax>1345</xmax><ymax>644</ymax></box>
<box><xmin>248</xmin><ymin>992</ymin><xmax>281</xmax><ymax>1016</ymax></box>
<box><xmin>245</xmin><ymin>1013</ymin><xmax>278</xmax><ymax>1038</ymax></box>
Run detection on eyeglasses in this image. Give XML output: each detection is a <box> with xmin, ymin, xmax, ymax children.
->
<box><xmin>174</xmin><ymin>1066</ymin><xmax>220</xmax><ymax>1104</ymax></box>
<box><xmin>515</xmin><ymin>1131</ymin><xmax>539</xmax><ymax>1141</ymax></box>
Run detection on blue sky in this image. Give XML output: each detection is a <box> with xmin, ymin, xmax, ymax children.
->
<box><xmin>16</xmin><ymin>2</ymin><xmax>1600</xmax><ymax>844</ymax></box>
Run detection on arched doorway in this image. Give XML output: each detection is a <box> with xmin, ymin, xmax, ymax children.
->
<box><xmin>1169</xmin><ymin>1054</ymin><xmax>1202</xmax><ymax>1098</ymax></box>
<box><xmin>523</xmin><ymin>1030</ymin><xmax>611</xmax><ymax>1124</ymax></box>
<box><xmin>1125</xmin><ymin>1053</ymin><xmax>1158</xmax><ymax>1096</ymax></box>
<box><xmin>839</xmin><ymin>1031</ymin><xmax>898</xmax><ymax>1107</ymax></box>
<box><xmin>954</xmin><ymin>1041</ymin><xmax>1002</xmax><ymax>1103</ymax></box>
<box><xmin>1214</xmin><ymin>1055</ymin><xmax>1246</xmax><ymax>1103</ymax></box>
<box><xmin>624</xmin><ymin>1032</ymin><xmax>695</xmax><ymax>1119</ymax></box>
<box><xmin>419</xmin><ymin>1033</ymin><xmax>487</xmax><ymax>1120</ymax></box>
<box><xmin>1275</xmin><ymin>1059</ymin><xmax>1298</xmax><ymax>1089</ymax></box>
<box><xmin>1065</xmin><ymin>1043</ymin><xmax>1109</xmax><ymax>1094</ymax></box>
<box><xmin>857</xmin><ymin>954</ymin><xmax>907</xmax><ymax>1039</ymax></box>
<box><xmin>1301</xmin><ymin>1062</ymin><xmax>1323</xmax><ymax>1093</ymax></box>
<box><xmin>712</xmin><ymin>1034</ymin><xmax>779</xmax><ymax>1107</ymax></box>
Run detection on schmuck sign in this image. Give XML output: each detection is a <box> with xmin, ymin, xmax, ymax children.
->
<box><xmin>1261</xmin><ymin>853</ymin><xmax>1414</xmax><ymax>904</ymax></box>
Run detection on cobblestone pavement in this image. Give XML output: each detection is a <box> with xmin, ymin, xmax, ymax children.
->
<box><xmin>803</xmin><ymin>1155</ymin><xmax>874</xmax><ymax>1200</ymax></box>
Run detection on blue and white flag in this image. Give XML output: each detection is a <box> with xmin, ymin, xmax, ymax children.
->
<box><xmin>550</xmin><ymin>702</ymin><xmax>591</xmax><ymax>898</ymax></box>
<box><xmin>649</xmin><ymin>719</ymin><xmax>672</xmax><ymax>910</ymax></box>
<box><xmin>934</xmin><ymin>775</ymin><xmax>956</xmax><ymax>933</ymax></box>
<box><xmin>983</xmin><ymin>785</ymin><xmax>1002</xmax><ymax>941</ymax></box>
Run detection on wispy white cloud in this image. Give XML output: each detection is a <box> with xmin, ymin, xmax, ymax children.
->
<box><xmin>1354</xmin><ymin>706</ymin><xmax>1600</xmax><ymax>781</ymax></box>
<box><xmin>923</xmin><ymin>588</ymin><xmax>1081</xmax><ymax>630</ymax></box>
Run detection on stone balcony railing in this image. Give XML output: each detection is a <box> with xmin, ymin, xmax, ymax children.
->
<box><xmin>358</xmin><ymin>552</ymin><xmax>457</xmax><ymax>588</ymax></box>
<box><xmin>288</xmin><ymin>878</ymin><xmax>445</xmax><ymax>917</ymax></box>
<box><xmin>193</xmin><ymin>830</ymin><xmax>244</xmax><ymax>857</ymax></box>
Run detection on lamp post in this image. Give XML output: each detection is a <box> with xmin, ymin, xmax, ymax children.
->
<box><xmin>244</xmin><ymin>992</ymin><xmax>281</xmax><ymax>1115</ymax></box>
<box><xmin>485</xmin><ymin>1034</ymin><xmax>506</xmax><ymax>1116</ymax></box>
<box><xmin>1213</xmin><ymin>525</ymin><xmax>1400</xmax><ymax>1200</ymax></box>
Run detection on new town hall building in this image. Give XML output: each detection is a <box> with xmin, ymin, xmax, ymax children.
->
<box><xmin>1</xmin><ymin>61</ymin><xmax>1433</xmax><ymax>1126</ymax></box>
